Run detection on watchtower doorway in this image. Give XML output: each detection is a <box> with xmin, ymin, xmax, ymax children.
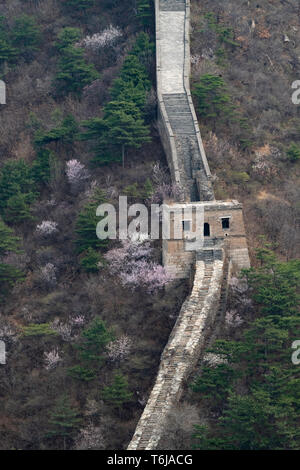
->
<box><xmin>204</xmin><ymin>223</ymin><xmax>210</xmax><ymax>237</ymax></box>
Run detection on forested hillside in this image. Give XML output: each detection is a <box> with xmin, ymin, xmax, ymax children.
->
<box><xmin>0</xmin><ymin>0</ymin><xmax>299</xmax><ymax>450</ymax></box>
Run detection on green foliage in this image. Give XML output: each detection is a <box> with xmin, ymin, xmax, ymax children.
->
<box><xmin>102</xmin><ymin>373</ymin><xmax>132</xmax><ymax>409</ymax></box>
<box><xmin>46</xmin><ymin>396</ymin><xmax>81</xmax><ymax>449</ymax></box>
<box><xmin>0</xmin><ymin>15</ymin><xmax>41</xmax><ymax>67</ymax></box>
<box><xmin>205</xmin><ymin>12</ymin><xmax>240</xmax><ymax>47</ymax></box>
<box><xmin>0</xmin><ymin>159</ymin><xmax>36</xmax><ymax>213</ymax></box>
<box><xmin>11</xmin><ymin>15</ymin><xmax>41</xmax><ymax>56</ymax></box>
<box><xmin>0</xmin><ymin>219</ymin><xmax>24</xmax><ymax>299</ymax></box>
<box><xmin>287</xmin><ymin>143</ymin><xmax>300</xmax><ymax>162</ymax></box>
<box><xmin>190</xmin><ymin>364</ymin><xmax>239</xmax><ymax>409</ymax></box>
<box><xmin>67</xmin><ymin>365</ymin><xmax>96</xmax><ymax>381</ymax></box>
<box><xmin>31</xmin><ymin>149</ymin><xmax>52</xmax><ymax>184</ymax></box>
<box><xmin>35</xmin><ymin>114</ymin><xmax>78</xmax><ymax>147</ymax></box>
<box><xmin>75</xmin><ymin>191</ymin><xmax>108</xmax><ymax>253</ymax></box>
<box><xmin>0</xmin><ymin>219</ymin><xmax>22</xmax><ymax>255</ymax></box>
<box><xmin>191</xmin><ymin>247</ymin><xmax>300</xmax><ymax>450</ymax></box>
<box><xmin>0</xmin><ymin>263</ymin><xmax>24</xmax><ymax>299</ymax></box>
<box><xmin>62</xmin><ymin>0</ymin><xmax>95</xmax><ymax>13</ymax></box>
<box><xmin>79</xmin><ymin>247</ymin><xmax>101</xmax><ymax>273</ymax></box>
<box><xmin>78</xmin><ymin>317</ymin><xmax>114</xmax><ymax>365</ymax></box>
<box><xmin>3</xmin><ymin>192</ymin><xmax>35</xmax><ymax>224</ymax></box>
<box><xmin>54</xmin><ymin>39</ymin><xmax>99</xmax><ymax>95</ymax></box>
<box><xmin>192</xmin><ymin>74</ymin><xmax>234</xmax><ymax>120</ymax></box>
<box><xmin>80</xmin><ymin>34</ymin><xmax>152</xmax><ymax>166</ymax></box>
<box><xmin>55</xmin><ymin>27</ymin><xmax>82</xmax><ymax>50</ymax></box>
<box><xmin>136</xmin><ymin>0</ymin><xmax>153</xmax><ymax>28</ymax></box>
<box><xmin>231</xmin><ymin>171</ymin><xmax>250</xmax><ymax>185</ymax></box>
<box><xmin>22</xmin><ymin>323</ymin><xmax>58</xmax><ymax>337</ymax></box>
<box><xmin>0</xmin><ymin>17</ymin><xmax>17</xmax><ymax>65</ymax></box>
<box><xmin>123</xmin><ymin>179</ymin><xmax>153</xmax><ymax>199</ymax></box>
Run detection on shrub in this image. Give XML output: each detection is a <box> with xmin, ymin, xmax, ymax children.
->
<box><xmin>22</xmin><ymin>323</ymin><xmax>58</xmax><ymax>337</ymax></box>
<box><xmin>102</xmin><ymin>373</ymin><xmax>132</xmax><ymax>410</ymax></box>
<box><xmin>286</xmin><ymin>143</ymin><xmax>300</xmax><ymax>162</ymax></box>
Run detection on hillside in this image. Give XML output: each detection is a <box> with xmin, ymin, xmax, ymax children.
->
<box><xmin>0</xmin><ymin>0</ymin><xmax>299</xmax><ymax>451</ymax></box>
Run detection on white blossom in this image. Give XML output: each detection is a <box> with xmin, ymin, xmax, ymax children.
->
<box><xmin>203</xmin><ymin>352</ymin><xmax>228</xmax><ymax>367</ymax></box>
<box><xmin>77</xmin><ymin>25</ymin><xmax>122</xmax><ymax>51</ymax></box>
<box><xmin>107</xmin><ymin>335</ymin><xmax>132</xmax><ymax>362</ymax></box>
<box><xmin>66</xmin><ymin>159</ymin><xmax>90</xmax><ymax>193</ymax></box>
<box><xmin>51</xmin><ymin>320</ymin><xmax>73</xmax><ymax>342</ymax></box>
<box><xmin>39</xmin><ymin>263</ymin><xmax>57</xmax><ymax>288</ymax></box>
<box><xmin>36</xmin><ymin>221</ymin><xmax>58</xmax><ymax>237</ymax></box>
<box><xmin>44</xmin><ymin>348</ymin><xmax>61</xmax><ymax>370</ymax></box>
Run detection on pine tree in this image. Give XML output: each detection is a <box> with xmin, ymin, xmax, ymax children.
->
<box><xmin>11</xmin><ymin>15</ymin><xmax>41</xmax><ymax>56</ymax></box>
<box><xmin>31</xmin><ymin>149</ymin><xmax>52</xmax><ymax>185</ymax></box>
<box><xmin>0</xmin><ymin>219</ymin><xmax>22</xmax><ymax>255</ymax></box>
<box><xmin>136</xmin><ymin>0</ymin><xmax>153</xmax><ymax>29</ymax></box>
<box><xmin>46</xmin><ymin>396</ymin><xmax>81</xmax><ymax>450</ymax></box>
<box><xmin>3</xmin><ymin>192</ymin><xmax>35</xmax><ymax>225</ymax></box>
<box><xmin>78</xmin><ymin>317</ymin><xmax>114</xmax><ymax>365</ymax></box>
<box><xmin>55</xmin><ymin>27</ymin><xmax>82</xmax><ymax>50</ymax></box>
<box><xmin>75</xmin><ymin>193</ymin><xmax>108</xmax><ymax>253</ymax></box>
<box><xmin>0</xmin><ymin>159</ymin><xmax>36</xmax><ymax>212</ymax></box>
<box><xmin>79</xmin><ymin>247</ymin><xmax>101</xmax><ymax>273</ymax></box>
<box><xmin>102</xmin><ymin>373</ymin><xmax>132</xmax><ymax>410</ymax></box>
<box><xmin>35</xmin><ymin>114</ymin><xmax>78</xmax><ymax>147</ymax></box>
<box><xmin>193</xmin><ymin>74</ymin><xmax>233</xmax><ymax>119</ymax></box>
<box><xmin>102</xmin><ymin>100</ymin><xmax>151</xmax><ymax>167</ymax></box>
<box><xmin>0</xmin><ymin>219</ymin><xmax>24</xmax><ymax>299</ymax></box>
<box><xmin>54</xmin><ymin>45</ymin><xmax>99</xmax><ymax>96</ymax></box>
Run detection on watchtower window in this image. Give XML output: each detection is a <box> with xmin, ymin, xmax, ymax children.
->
<box><xmin>222</xmin><ymin>218</ymin><xmax>230</xmax><ymax>230</ymax></box>
<box><xmin>204</xmin><ymin>223</ymin><xmax>210</xmax><ymax>237</ymax></box>
<box><xmin>182</xmin><ymin>220</ymin><xmax>191</xmax><ymax>232</ymax></box>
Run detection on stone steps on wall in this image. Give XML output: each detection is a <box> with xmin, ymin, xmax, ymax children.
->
<box><xmin>160</xmin><ymin>0</ymin><xmax>186</xmax><ymax>11</ymax></box>
<box><xmin>128</xmin><ymin>256</ymin><xmax>224</xmax><ymax>450</ymax></box>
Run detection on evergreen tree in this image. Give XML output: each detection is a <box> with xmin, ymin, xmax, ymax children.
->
<box><xmin>31</xmin><ymin>149</ymin><xmax>52</xmax><ymax>185</ymax></box>
<box><xmin>191</xmin><ymin>247</ymin><xmax>300</xmax><ymax>450</ymax></box>
<box><xmin>193</xmin><ymin>74</ymin><xmax>234</xmax><ymax>119</ymax></box>
<box><xmin>102</xmin><ymin>373</ymin><xmax>133</xmax><ymax>410</ymax></box>
<box><xmin>54</xmin><ymin>45</ymin><xmax>99</xmax><ymax>96</ymax></box>
<box><xmin>78</xmin><ymin>317</ymin><xmax>114</xmax><ymax>365</ymax></box>
<box><xmin>0</xmin><ymin>219</ymin><xmax>24</xmax><ymax>299</ymax></box>
<box><xmin>55</xmin><ymin>27</ymin><xmax>82</xmax><ymax>50</ymax></box>
<box><xmin>35</xmin><ymin>114</ymin><xmax>78</xmax><ymax>147</ymax></box>
<box><xmin>46</xmin><ymin>396</ymin><xmax>81</xmax><ymax>450</ymax></box>
<box><xmin>102</xmin><ymin>100</ymin><xmax>151</xmax><ymax>167</ymax></box>
<box><xmin>79</xmin><ymin>247</ymin><xmax>101</xmax><ymax>273</ymax></box>
<box><xmin>0</xmin><ymin>17</ymin><xmax>17</xmax><ymax>66</ymax></box>
<box><xmin>75</xmin><ymin>192</ymin><xmax>108</xmax><ymax>253</ymax></box>
<box><xmin>136</xmin><ymin>0</ymin><xmax>153</xmax><ymax>29</ymax></box>
<box><xmin>11</xmin><ymin>15</ymin><xmax>41</xmax><ymax>56</ymax></box>
<box><xmin>0</xmin><ymin>219</ymin><xmax>22</xmax><ymax>255</ymax></box>
<box><xmin>0</xmin><ymin>159</ymin><xmax>36</xmax><ymax>213</ymax></box>
<box><xmin>3</xmin><ymin>192</ymin><xmax>35</xmax><ymax>225</ymax></box>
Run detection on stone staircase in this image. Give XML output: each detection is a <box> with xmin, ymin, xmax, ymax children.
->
<box><xmin>128</xmin><ymin>252</ymin><xmax>225</xmax><ymax>450</ymax></box>
<box><xmin>160</xmin><ymin>0</ymin><xmax>186</xmax><ymax>11</ymax></box>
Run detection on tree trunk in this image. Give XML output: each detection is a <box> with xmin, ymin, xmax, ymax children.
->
<box><xmin>122</xmin><ymin>145</ymin><xmax>125</xmax><ymax>169</ymax></box>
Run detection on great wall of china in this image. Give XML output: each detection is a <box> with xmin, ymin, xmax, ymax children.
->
<box><xmin>128</xmin><ymin>0</ymin><xmax>250</xmax><ymax>450</ymax></box>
